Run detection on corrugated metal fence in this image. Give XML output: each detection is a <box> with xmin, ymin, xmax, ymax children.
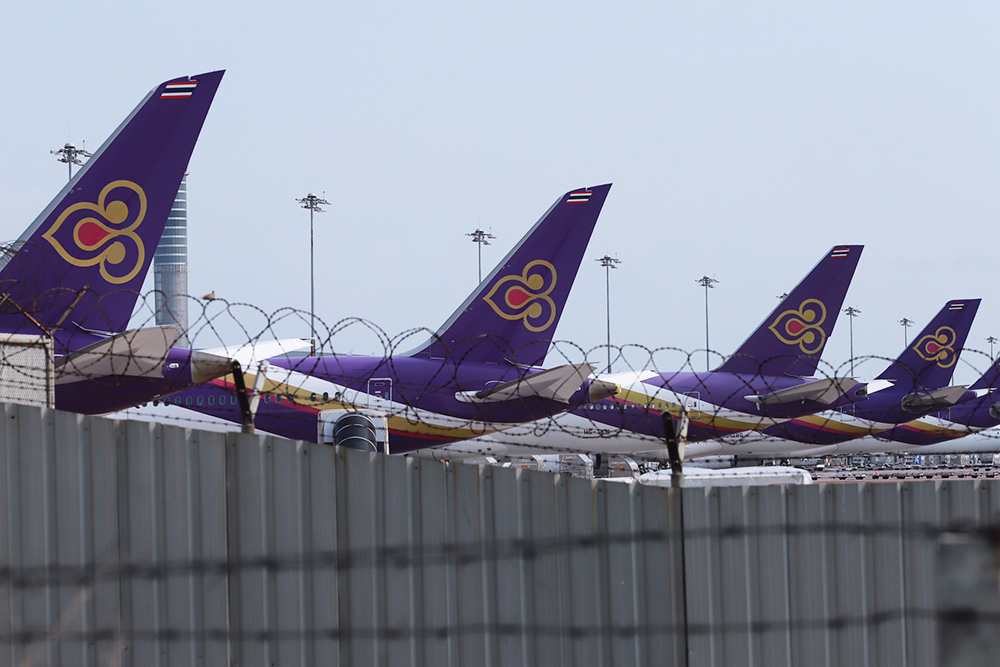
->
<box><xmin>1</xmin><ymin>404</ymin><xmax>998</xmax><ymax>666</ymax></box>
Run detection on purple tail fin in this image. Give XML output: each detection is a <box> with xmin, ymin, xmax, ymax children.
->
<box><xmin>715</xmin><ymin>245</ymin><xmax>863</xmax><ymax>377</ymax></box>
<box><xmin>0</xmin><ymin>70</ymin><xmax>224</xmax><ymax>335</ymax></box>
<box><xmin>405</xmin><ymin>184</ymin><xmax>611</xmax><ymax>367</ymax></box>
<box><xmin>970</xmin><ymin>358</ymin><xmax>1000</xmax><ymax>391</ymax></box>
<box><xmin>876</xmin><ymin>299</ymin><xmax>980</xmax><ymax>387</ymax></box>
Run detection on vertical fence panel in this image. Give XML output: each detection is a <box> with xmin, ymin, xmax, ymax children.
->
<box><xmin>227</xmin><ymin>432</ymin><xmax>270</xmax><ymax>666</ymax></box>
<box><xmin>268</xmin><ymin>435</ymin><xmax>310</xmax><ymax>667</ymax></box>
<box><xmin>489</xmin><ymin>463</ymin><xmax>524</xmax><ymax>666</ymax></box>
<box><xmin>152</xmin><ymin>424</ymin><xmax>228</xmax><ymax>667</ymax></box>
<box><xmin>683</xmin><ymin>487</ymin><xmax>719</xmax><ymax>667</ymax></box>
<box><xmin>831</xmin><ymin>483</ymin><xmax>871</xmax><ymax>667</ymax></box>
<box><xmin>450</xmin><ymin>461</ymin><xmax>487</xmax><ymax>666</ymax></box>
<box><xmin>717</xmin><ymin>486</ymin><xmax>754</xmax><ymax>665</ymax></box>
<box><xmin>187</xmin><ymin>428</ymin><xmax>230</xmax><ymax>667</ymax></box>
<box><xmin>787</xmin><ymin>484</ymin><xmax>834</xmax><ymax>667</ymax></box>
<box><xmin>640</xmin><ymin>486</ymin><xmax>683</xmax><ymax>667</ymax></box>
<box><xmin>336</xmin><ymin>446</ymin><xmax>379</xmax><ymax>666</ymax></box>
<box><xmin>868</xmin><ymin>483</ymin><xmax>907</xmax><ymax>667</ymax></box>
<box><xmin>416</xmin><ymin>457</ymin><xmax>451</xmax><ymax>666</ymax></box>
<box><xmin>116</xmin><ymin>419</ymin><xmax>161</xmax><ymax>666</ymax></box>
<box><xmin>901</xmin><ymin>480</ymin><xmax>939</xmax><ymax>667</ymax></box>
<box><xmin>304</xmin><ymin>438</ymin><xmax>339</xmax><ymax>666</ymax></box>
<box><xmin>600</xmin><ymin>480</ymin><xmax>638</xmax><ymax>667</ymax></box>
<box><xmin>750</xmin><ymin>484</ymin><xmax>792</xmax><ymax>667</ymax></box>
<box><xmin>0</xmin><ymin>405</ymin><xmax>13</xmax><ymax>667</ymax></box>
<box><xmin>983</xmin><ymin>479</ymin><xmax>1000</xmax><ymax>526</ymax></box>
<box><xmin>559</xmin><ymin>476</ymin><xmax>600</xmax><ymax>667</ymax></box>
<box><xmin>524</xmin><ymin>470</ymin><xmax>561</xmax><ymax>667</ymax></box>
<box><xmin>55</xmin><ymin>410</ymin><xmax>116</xmax><ymax>665</ymax></box>
<box><xmin>374</xmin><ymin>450</ymin><xmax>411</xmax><ymax>666</ymax></box>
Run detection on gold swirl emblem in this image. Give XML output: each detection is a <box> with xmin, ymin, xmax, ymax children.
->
<box><xmin>41</xmin><ymin>180</ymin><xmax>147</xmax><ymax>284</ymax></box>
<box><xmin>482</xmin><ymin>260</ymin><xmax>558</xmax><ymax>332</ymax></box>
<box><xmin>913</xmin><ymin>326</ymin><xmax>958</xmax><ymax>368</ymax></box>
<box><xmin>767</xmin><ymin>298</ymin><xmax>828</xmax><ymax>354</ymax></box>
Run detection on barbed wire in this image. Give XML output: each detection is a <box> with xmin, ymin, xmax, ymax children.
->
<box><xmin>0</xmin><ymin>521</ymin><xmax>997</xmax><ymax>649</ymax></box>
<box><xmin>0</xmin><ymin>291</ymin><xmax>998</xmax><ymax>456</ymax></box>
<box><xmin>3</xmin><ymin>608</ymin><xmax>995</xmax><ymax>645</ymax></box>
<box><xmin>0</xmin><ymin>521</ymin><xmax>985</xmax><ymax>592</ymax></box>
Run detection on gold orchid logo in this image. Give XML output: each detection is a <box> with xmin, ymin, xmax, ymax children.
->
<box><xmin>768</xmin><ymin>298</ymin><xmax>828</xmax><ymax>355</ymax></box>
<box><xmin>41</xmin><ymin>180</ymin><xmax>147</xmax><ymax>284</ymax></box>
<box><xmin>913</xmin><ymin>326</ymin><xmax>958</xmax><ymax>368</ymax></box>
<box><xmin>482</xmin><ymin>260</ymin><xmax>558</xmax><ymax>332</ymax></box>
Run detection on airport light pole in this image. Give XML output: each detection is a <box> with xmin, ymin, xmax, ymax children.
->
<box><xmin>296</xmin><ymin>193</ymin><xmax>330</xmax><ymax>349</ymax></box>
<box><xmin>696</xmin><ymin>276</ymin><xmax>719</xmax><ymax>371</ymax></box>
<box><xmin>597</xmin><ymin>255</ymin><xmax>621</xmax><ymax>373</ymax></box>
<box><xmin>777</xmin><ymin>292</ymin><xmax>789</xmax><ymax>301</ymax></box>
<box><xmin>466</xmin><ymin>228</ymin><xmax>496</xmax><ymax>283</ymax></box>
<box><xmin>51</xmin><ymin>142</ymin><xmax>92</xmax><ymax>181</ymax></box>
<box><xmin>988</xmin><ymin>336</ymin><xmax>998</xmax><ymax>363</ymax></box>
<box><xmin>899</xmin><ymin>317</ymin><xmax>914</xmax><ymax>347</ymax></box>
<box><xmin>843</xmin><ymin>306</ymin><xmax>861</xmax><ymax>375</ymax></box>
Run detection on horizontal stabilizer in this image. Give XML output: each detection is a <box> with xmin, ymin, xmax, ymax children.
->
<box><xmin>745</xmin><ymin>377</ymin><xmax>863</xmax><ymax>406</ymax></box>
<box><xmin>55</xmin><ymin>326</ymin><xmax>232</xmax><ymax>386</ymax></box>
<box><xmin>200</xmin><ymin>338</ymin><xmax>313</xmax><ymax>368</ymax></box>
<box><xmin>456</xmin><ymin>362</ymin><xmax>595</xmax><ymax>404</ymax></box>
<box><xmin>901</xmin><ymin>385</ymin><xmax>970</xmax><ymax>414</ymax></box>
<box><xmin>56</xmin><ymin>326</ymin><xmax>181</xmax><ymax>384</ymax></box>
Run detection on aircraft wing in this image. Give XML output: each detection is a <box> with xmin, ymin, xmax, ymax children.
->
<box><xmin>456</xmin><ymin>363</ymin><xmax>596</xmax><ymax>404</ymax></box>
<box><xmin>745</xmin><ymin>378</ymin><xmax>862</xmax><ymax>406</ymax></box>
<box><xmin>901</xmin><ymin>385</ymin><xmax>970</xmax><ymax>413</ymax></box>
<box><xmin>55</xmin><ymin>326</ymin><xmax>182</xmax><ymax>384</ymax></box>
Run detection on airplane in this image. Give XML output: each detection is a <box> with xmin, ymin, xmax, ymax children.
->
<box><xmin>866</xmin><ymin>356</ymin><xmax>1000</xmax><ymax>448</ymax></box>
<box><xmin>416</xmin><ymin>244</ymin><xmax>870</xmax><ymax>461</ymax></box>
<box><xmin>0</xmin><ymin>70</ymin><xmax>232</xmax><ymax>414</ymax></box>
<box><xmin>755</xmin><ymin>299</ymin><xmax>980</xmax><ymax>445</ymax></box>
<box><xmin>148</xmin><ymin>184</ymin><xmax>621</xmax><ymax>452</ymax></box>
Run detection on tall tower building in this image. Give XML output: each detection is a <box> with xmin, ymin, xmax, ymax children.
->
<box><xmin>154</xmin><ymin>174</ymin><xmax>190</xmax><ymax>345</ymax></box>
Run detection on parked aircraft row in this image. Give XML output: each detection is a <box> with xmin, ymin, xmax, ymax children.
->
<box><xmin>8</xmin><ymin>70</ymin><xmax>1000</xmax><ymax>464</ymax></box>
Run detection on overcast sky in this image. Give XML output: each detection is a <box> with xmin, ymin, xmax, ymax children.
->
<box><xmin>2</xmin><ymin>1</ymin><xmax>999</xmax><ymax>384</ymax></box>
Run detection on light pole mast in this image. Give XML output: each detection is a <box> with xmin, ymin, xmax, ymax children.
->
<box><xmin>898</xmin><ymin>317</ymin><xmax>913</xmax><ymax>347</ymax></box>
<box><xmin>51</xmin><ymin>142</ymin><xmax>92</xmax><ymax>181</ymax></box>
<box><xmin>296</xmin><ymin>193</ymin><xmax>330</xmax><ymax>349</ymax></box>
<box><xmin>988</xmin><ymin>336</ymin><xmax>998</xmax><ymax>363</ymax></box>
<box><xmin>466</xmin><ymin>228</ymin><xmax>496</xmax><ymax>283</ymax></box>
<box><xmin>843</xmin><ymin>306</ymin><xmax>862</xmax><ymax>375</ymax></box>
<box><xmin>596</xmin><ymin>255</ymin><xmax>621</xmax><ymax>373</ymax></box>
<box><xmin>696</xmin><ymin>276</ymin><xmax>719</xmax><ymax>371</ymax></box>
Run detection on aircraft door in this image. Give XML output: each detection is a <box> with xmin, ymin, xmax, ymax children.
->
<box><xmin>682</xmin><ymin>392</ymin><xmax>702</xmax><ymax>419</ymax></box>
<box><xmin>367</xmin><ymin>378</ymin><xmax>392</xmax><ymax>406</ymax></box>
